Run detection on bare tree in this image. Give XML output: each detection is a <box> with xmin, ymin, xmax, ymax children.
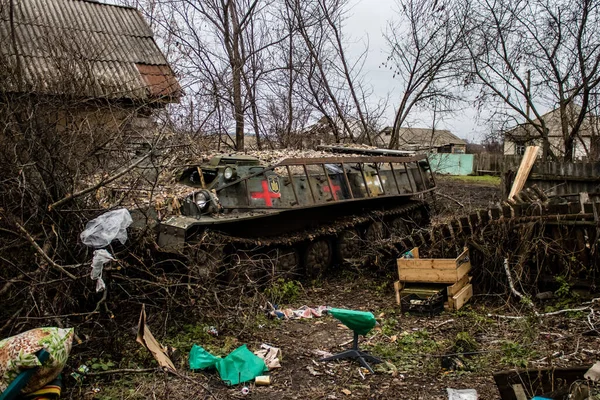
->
<box><xmin>385</xmin><ymin>0</ymin><xmax>467</xmax><ymax>149</ymax></box>
<box><xmin>464</xmin><ymin>0</ymin><xmax>600</xmax><ymax>161</ymax></box>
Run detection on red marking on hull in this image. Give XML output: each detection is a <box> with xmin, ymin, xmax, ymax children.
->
<box><xmin>251</xmin><ymin>180</ymin><xmax>281</xmax><ymax>207</ymax></box>
<box><xmin>323</xmin><ymin>183</ymin><xmax>342</xmax><ymax>200</ymax></box>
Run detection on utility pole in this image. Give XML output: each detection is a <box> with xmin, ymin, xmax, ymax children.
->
<box><xmin>525</xmin><ymin>70</ymin><xmax>531</xmax><ymax>119</ymax></box>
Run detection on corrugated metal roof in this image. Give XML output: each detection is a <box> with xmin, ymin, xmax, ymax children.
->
<box><xmin>0</xmin><ymin>0</ymin><xmax>180</xmax><ymax>101</ymax></box>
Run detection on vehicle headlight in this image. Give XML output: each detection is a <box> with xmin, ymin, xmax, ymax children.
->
<box><xmin>224</xmin><ymin>166</ymin><xmax>236</xmax><ymax>180</ymax></box>
<box><xmin>195</xmin><ymin>191</ymin><xmax>209</xmax><ymax>210</ymax></box>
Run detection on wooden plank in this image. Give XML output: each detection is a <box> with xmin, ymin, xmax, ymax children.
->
<box><xmin>512</xmin><ymin>384</ymin><xmax>527</xmax><ymax>400</ymax></box>
<box><xmin>399</xmin><ymin>261</ymin><xmax>470</xmax><ymax>284</ymax></box>
<box><xmin>456</xmin><ymin>262</ymin><xmax>471</xmax><ymax>282</ymax></box>
<box><xmin>509</xmin><ymin>145</ymin><xmax>540</xmax><ymax>200</ymax></box>
<box><xmin>447</xmin><ymin>274</ymin><xmax>469</xmax><ymax>296</ymax></box>
<box><xmin>400</xmin><ymin>287</ymin><xmax>445</xmax><ymax>297</ymax></box>
<box><xmin>394</xmin><ymin>281</ymin><xmax>402</xmax><ymax>305</ymax></box>
<box><xmin>397</xmin><ymin>258</ymin><xmax>458</xmax><ymax>270</ymax></box>
<box><xmin>411</xmin><ymin>247</ymin><xmax>419</xmax><ymax>259</ymax></box>
<box><xmin>400</xmin><ymin>268</ymin><xmax>460</xmax><ymax>283</ymax></box>
<box><xmin>449</xmin><ymin>283</ymin><xmax>473</xmax><ymax>310</ymax></box>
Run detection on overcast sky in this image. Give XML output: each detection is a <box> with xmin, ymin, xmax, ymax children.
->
<box><xmin>344</xmin><ymin>0</ymin><xmax>488</xmax><ymax>143</ymax></box>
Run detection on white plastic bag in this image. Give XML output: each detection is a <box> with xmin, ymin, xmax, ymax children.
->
<box><xmin>447</xmin><ymin>388</ymin><xmax>478</xmax><ymax>400</ymax></box>
<box><xmin>90</xmin><ymin>249</ymin><xmax>114</xmax><ymax>292</ymax></box>
<box><xmin>80</xmin><ymin>209</ymin><xmax>132</xmax><ymax>248</ymax></box>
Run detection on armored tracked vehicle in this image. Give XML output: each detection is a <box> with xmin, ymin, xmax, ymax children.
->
<box><xmin>158</xmin><ymin>147</ymin><xmax>436</xmax><ymax>281</ymax></box>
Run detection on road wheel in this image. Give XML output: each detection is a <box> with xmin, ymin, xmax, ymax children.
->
<box><xmin>304</xmin><ymin>239</ymin><xmax>332</xmax><ymax>278</ymax></box>
<box><xmin>364</xmin><ymin>221</ymin><xmax>385</xmax><ymax>242</ymax></box>
<box><xmin>336</xmin><ymin>229</ymin><xmax>361</xmax><ymax>261</ymax></box>
<box><xmin>270</xmin><ymin>247</ymin><xmax>300</xmax><ymax>280</ymax></box>
<box><xmin>389</xmin><ymin>217</ymin><xmax>410</xmax><ymax>237</ymax></box>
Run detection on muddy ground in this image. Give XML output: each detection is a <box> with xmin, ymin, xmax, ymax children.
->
<box><xmin>63</xmin><ymin>175</ymin><xmax>600</xmax><ymax>399</ymax></box>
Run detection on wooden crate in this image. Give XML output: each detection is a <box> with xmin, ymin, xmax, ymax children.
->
<box><xmin>448</xmin><ymin>283</ymin><xmax>473</xmax><ymax>311</ymax></box>
<box><xmin>397</xmin><ymin>247</ymin><xmax>470</xmax><ymax>284</ymax></box>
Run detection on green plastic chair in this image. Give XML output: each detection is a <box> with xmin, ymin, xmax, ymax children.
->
<box><xmin>320</xmin><ymin>308</ymin><xmax>382</xmax><ymax>373</ymax></box>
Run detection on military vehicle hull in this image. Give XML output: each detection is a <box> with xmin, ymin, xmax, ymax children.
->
<box><xmin>158</xmin><ymin>150</ymin><xmax>436</xmax><ymax>281</ymax></box>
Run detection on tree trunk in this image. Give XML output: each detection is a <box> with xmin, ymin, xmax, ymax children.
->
<box><xmin>564</xmin><ymin>135</ymin><xmax>575</xmax><ymax>162</ymax></box>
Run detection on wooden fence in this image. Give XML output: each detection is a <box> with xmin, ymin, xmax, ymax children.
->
<box><xmin>470</xmin><ymin>153</ymin><xmax>600</xmax><ymax>199</ymax></box>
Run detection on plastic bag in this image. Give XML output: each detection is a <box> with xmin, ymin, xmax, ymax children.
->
<box><xmin>80</xmin><ymin>209</ymin><xmax>132</xmax><ymax>248</ymax></box>
<box><xmin>90</xmin><ymin>249</ymin><xmax>114</xmax><ymax>292</ymax></box>
<box><xmin>188</xmin><ymin>345</ymin><xmax>268</xmax><ymax>385</ymax></box>
<box><xmin>447</xmin><ymin>388</ymin><xmax>478</xmax><ymax>400</ymax></box>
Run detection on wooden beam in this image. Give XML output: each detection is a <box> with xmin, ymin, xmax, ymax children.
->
<box><xmin>508</xmin><ymin>145</ymin><xmax>540</xmax><ymax>200</ymax></box>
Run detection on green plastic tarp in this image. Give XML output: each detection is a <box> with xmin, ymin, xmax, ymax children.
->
<box><xmin>189</xmin><ymin>344</ymin><xmax>268</xmax><ymax>386</ymax></box>
<box><xmin>329</xmin><ymin>308</ymin><xmax>376</xmax><ymax>336</ymax></box>
<box><xmin>189</xmin><ymin>344</ymin><xmax>220</xmax><ymax>370</ymax></box>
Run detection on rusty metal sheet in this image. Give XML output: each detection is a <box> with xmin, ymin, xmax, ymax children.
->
<box><xmin>136</xmin><ymin>63</ymin><xmax>181</xmax><ymax>98</ymax></box>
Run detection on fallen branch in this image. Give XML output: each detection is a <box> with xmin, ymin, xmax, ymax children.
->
<box><xmin>85</xmin><ymin>368</ymin><xmax>158</xmax><ymax>377</ymax></box>
<box><xmin>488</xmin><ymin>305</ymin><xmax>595</xmax><ymax>319</ymax></box>
<box><xmin>48</xmin><ymin>151</ymin><xmax>152</xmax><ymax>211</ymax></box>
<box><xmin>503</xmin><ymin>258</ymin><xmax>538</xmax><ymax>315</ymax></box>
<box><xmin>168</xmin><ymin>369</ymin><xmax>218</xmax><ymax>399</ymax></box>
<box><xmin>436</xmin><ymin>192</ymin><xmax>464</xmax><ymax>208</ymax></box>
<box><xmin>15</xmin><ymin>222</ymin><xmax>77</xmax><ymax>280</ymax></box>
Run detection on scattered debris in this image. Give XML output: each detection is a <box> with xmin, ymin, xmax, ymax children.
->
<box><xmin>441</xmin><ymin>355</ymin><xmax>467</xmax><ymax>372</ymax></box>
<box><xmin>446</xmin><ymin>388</ymin><xmax>478</xmax><ymax>400</ymax></box>
<box><xmin>254</xmin><ymin>343</ymin><xmax>281</xmax><ymax>370</ymax></box>
<box><xmin>241</xmin><ymin>386</ymin><xmax>250</xmax><ymax>395</ymax></box>
<box><xmin>205</xmin><ymin>326</ymin><xmax>219</xmax><ymax>336</ymax></box>
<box><xmin>312</xmin><ymin>349</ymin><xmax>333</xmax><ymax>358</ymax></box>
<box><xmin>584</xmin><ymin>361</ymin><xmax>600</xmax><ymax>382</ymax></box>
<box><xmin>80</xmin><ymin>208</ymin><xmax>132</xmax><ymax>248</ymax></box>
<box><xmin>70</xmin><ymin>365</ymin><xmax>89</xmax><ymax>382</ymax></box>
<box><xmin>255</xmin><ymin>375</ymin><xmax>271</xmax><ymax>386</ymax></box>
<box><xmin>90</xmin><ymin>249</ymin><xmax>114</xmax><ymax>292</ymax></box>
<box><xmin>80</xmin><ymin>208</ymin><xmax>132</xmax><ymax>291</ymax></box>
<box><xmin>341</xmin><ymin>388</ymin><xmax>352</xmax><ymax>395</ymax></box>
<box><xmin>493</xmin><ymin>366</ymin><xmax>592</xmax><ymax>400</ymax></box>
<box><xmin>136</xmin><ymin>305</ymin><xmax>176</xmax><ymax>372</ymax></box>
<box><xmin>307</xmin><ymin>366</ymin><xmax>322</xmax><ymax>376</ymax></box>
<box><xmin>269</xmin><ymin>305</ymin><xmax>330</xmax><ymax>320</ymax></box>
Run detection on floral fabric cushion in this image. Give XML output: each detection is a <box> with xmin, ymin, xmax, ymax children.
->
<box><xmin>0</xmin><ymin>327</ymin><xmax>74</xmax><ymax>394</ymax></box>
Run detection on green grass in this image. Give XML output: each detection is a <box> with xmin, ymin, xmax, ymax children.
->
<box><xmin>438</xmin><ymin>174</ymin><xmax>501</xmax><ymax>186</ymax></box>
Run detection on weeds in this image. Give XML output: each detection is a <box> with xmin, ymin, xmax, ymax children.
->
<box><xmin>264</xmin><ymin>278</ymin><xmax>302</xmax><ymax>304</ymax></box>
<box><xmin>500</xmin><ymin>341</ymin><xmax>536</xmax><ymax>368</ymax></box>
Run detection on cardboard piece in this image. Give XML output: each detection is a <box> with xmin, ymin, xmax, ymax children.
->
<box><xmin>136</xmin><ymin>305</ymin><xmax>176</xmax><ymax>372</ymax></box>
